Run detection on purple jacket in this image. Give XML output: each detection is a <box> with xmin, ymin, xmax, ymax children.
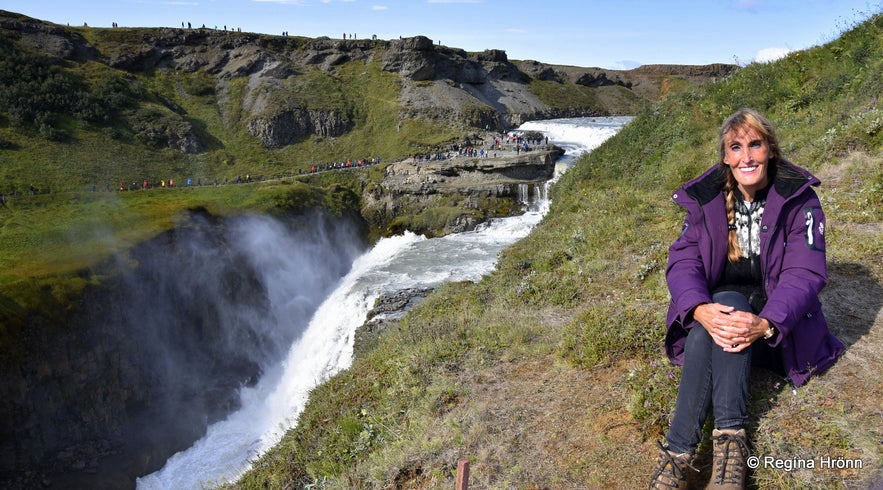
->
<box><xmin>665</xmin><ymin>160</ymin><xmax>844</xmax><ymax>387</ymax></box>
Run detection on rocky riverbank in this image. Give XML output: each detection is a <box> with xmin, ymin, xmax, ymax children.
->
<box><xmin>362</xmin><ymin>143</ymin><xmax>563</xmax><ymax>236</ymax></box>
<box><xmin>354</xmin><ymin>287</ymin><xmax>436</xmax><ymax>356</ymax></box>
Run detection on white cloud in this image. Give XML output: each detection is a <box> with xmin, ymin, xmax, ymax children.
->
<box><xmin>614</xmin><ymin>60</ymin><xmax>642</xmax><ymax>70</ymax></box>
<box><xmin>372</xmin><ymin>5</ymin><xmax>388</xmax><ymax>10</ymax></box>
<box><xmin>754</xmin><ymin>47</ymin><xmax>791</xmax><ymax>63</ymax></box>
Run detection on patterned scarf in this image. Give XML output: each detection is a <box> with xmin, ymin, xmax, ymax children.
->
<box><xmin>734</xmin><ymin>197</ymin><xmax>765</xmax><ymax>258</ymax></box>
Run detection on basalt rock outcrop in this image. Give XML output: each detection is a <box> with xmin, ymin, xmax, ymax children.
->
<box><xmin>354</xmin><ymin>287</ymin><xmax>436</xmax><ymax>357</ymax></box>
<box><xmin>245</xmin><ymin>108</ymin><xmax>353</xmax><ymax>148</ymax></box>
<box><xmin>362</xmin><ymin>145</ymin><xmax>563</xmax><ymax>236</ymax></box>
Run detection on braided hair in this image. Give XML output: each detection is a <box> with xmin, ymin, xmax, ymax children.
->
<box><xmin>718</xmin><ymin>109</ymin><xmax>781</xmax><ymax>262</ymax></box>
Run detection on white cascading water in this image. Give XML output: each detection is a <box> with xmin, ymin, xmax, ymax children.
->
<box><xmin>136</xmin><ymin>116</ymin><xmax>632</xmax><ymax>489</ymax></box>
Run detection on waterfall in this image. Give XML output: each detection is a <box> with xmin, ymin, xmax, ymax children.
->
<box><xmin>518</xmin><ymin>182</ymin><xmax>530</xmax><ymax>207</ymax></box>
<box><xmin>137</xmin><ymin>116</ymin><xmax>633</xmax><ymax>489</ymax></box>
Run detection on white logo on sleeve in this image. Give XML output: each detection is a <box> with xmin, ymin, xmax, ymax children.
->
<box><xmin>804</xmin><ymin>206</ymin><xmax>825</xmax><ymax>251</ymax></box>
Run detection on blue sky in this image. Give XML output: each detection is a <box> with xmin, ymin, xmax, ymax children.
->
<box><xmin>4</xmin><ymin>0</ymin><xmax>880</xmax><ymax>69</ymax></box>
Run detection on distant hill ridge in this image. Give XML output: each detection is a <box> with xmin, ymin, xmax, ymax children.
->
<box><xmin>0</xmin><ymin>9</ymin><xmax>736</xmax><ymax>192</ymax></box>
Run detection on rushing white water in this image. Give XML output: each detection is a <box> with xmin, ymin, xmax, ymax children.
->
<box><xmin>136</xmin><ymin>116</ymin><xmax>631</xmax><ymax>490</ymax></box>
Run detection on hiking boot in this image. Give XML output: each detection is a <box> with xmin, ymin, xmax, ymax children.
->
<box><xmin>649</xmin><ymin>441</ymin><xmax>696</xmax><ymax>490</ymax></box>
<box><xmin>708</xmin><ymin>428</ymin><xmax>750</xmax><ymax>489</ymax></box>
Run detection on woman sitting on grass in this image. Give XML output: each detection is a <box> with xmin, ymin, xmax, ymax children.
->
<box><xmin>650</xmin><ymin>108</ymin><xmax>844</xmax><ymax>489</ymax></box>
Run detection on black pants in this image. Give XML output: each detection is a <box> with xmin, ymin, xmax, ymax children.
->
<box><xmin>665</xmin><ymin>291</ymin><xmax>758</xmax><ymax>454</ymax></box>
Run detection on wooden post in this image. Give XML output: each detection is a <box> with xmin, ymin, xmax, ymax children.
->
<box><xmin>456</xmin><ymin>459</ymin><xmax>470</xmax><ymax>490</ymax></box>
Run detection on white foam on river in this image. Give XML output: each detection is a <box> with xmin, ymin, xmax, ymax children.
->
<box><xmin>136</xmin><ymin>116</ymin><xmax>632</xmax><ymax>489</ymax></box>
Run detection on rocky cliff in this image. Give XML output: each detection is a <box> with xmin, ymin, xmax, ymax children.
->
<box><xmin>362</xmin><ymin>146</ymin><xmax>562</xmax><ymax>236</ymax></box>
<box><xmin>0</xmin><ymin>10</ymin><xmax>737</xmax><ymax>154</ymax></box>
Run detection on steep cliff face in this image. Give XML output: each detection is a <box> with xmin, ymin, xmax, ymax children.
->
<box><xmin>0</xmin><ymin>210</ymin><xmax>368</xmax><ymax>489</ymax></box>
<box><xmin>245</xmin><ymin>107</ymin><xmax>353</xmax><ymax>148</ymax></box>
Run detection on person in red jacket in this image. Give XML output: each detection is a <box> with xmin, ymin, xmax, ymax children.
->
<box><xmin>650</xmin><ymin>109</ymin><xmax>844</xmax><ymax>490</ymax></box>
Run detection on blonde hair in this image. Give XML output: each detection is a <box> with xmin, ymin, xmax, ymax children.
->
<box><xmin>719</xmin><ymin>109</ymin><xmax>780</xmax><ymax>262</ymax></box>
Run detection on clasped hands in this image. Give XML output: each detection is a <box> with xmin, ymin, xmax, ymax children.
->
<box><xmin>693</xmin><ymin>303</ymin><xmax>771</xmax><ymax>352</ymax></box>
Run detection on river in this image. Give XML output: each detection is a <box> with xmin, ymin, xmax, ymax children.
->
<box><xmin>136</xmin><ymin>116</ymin><xmax>632</xmax><ymax>489</ymax></box>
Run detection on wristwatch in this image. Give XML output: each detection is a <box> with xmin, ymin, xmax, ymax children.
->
<box><xmin>763</xmin><ymin>325</ymin><xmax>776</xmax><ymax>340</ymax></box>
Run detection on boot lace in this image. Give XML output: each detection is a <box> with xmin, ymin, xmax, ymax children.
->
<box><xmin>711</xmin><ymin>430</ymin><xmax>750</xmax><ymax>485</ymax></box>
<box><xmin>649</xmin><ymin>441</ymin><xmax>697</xmax><ymax>489</ymax></box>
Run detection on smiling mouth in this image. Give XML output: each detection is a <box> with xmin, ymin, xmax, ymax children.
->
<box><xmin>738</xmin><ymin>165</ymin><xmax>759</xmax><ymax>173</ymax></box>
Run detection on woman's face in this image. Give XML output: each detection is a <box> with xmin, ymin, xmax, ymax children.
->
<box><xmin>723</xmin><ymin>126</ymin><xmax>771</xmax><ymax>200</ymax></box>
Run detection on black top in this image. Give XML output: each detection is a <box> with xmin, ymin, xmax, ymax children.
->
<box><xmin>712</xmin><ymin>183</ymin><xmax>772</xmax><ymax>312</ymax></box>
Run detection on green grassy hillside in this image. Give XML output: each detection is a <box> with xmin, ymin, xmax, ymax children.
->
<box><xmin>0</xmin><ymin>23</ymin><xmax>462</xmax><ymax>196</ymax></box>
<box><xmin>0</xmin><ymin>13</ymin><xmax>650</xmax><ymax>198</ymax></box>
<box><xmin>0</xmin><ymin>54</ymin><xmax>451</xmax><ymax>197</ymax></box>
<box><xmin>232</xmin><ymin>12</ymin><xmax>882</xmax><ymax>490</ymax></box>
